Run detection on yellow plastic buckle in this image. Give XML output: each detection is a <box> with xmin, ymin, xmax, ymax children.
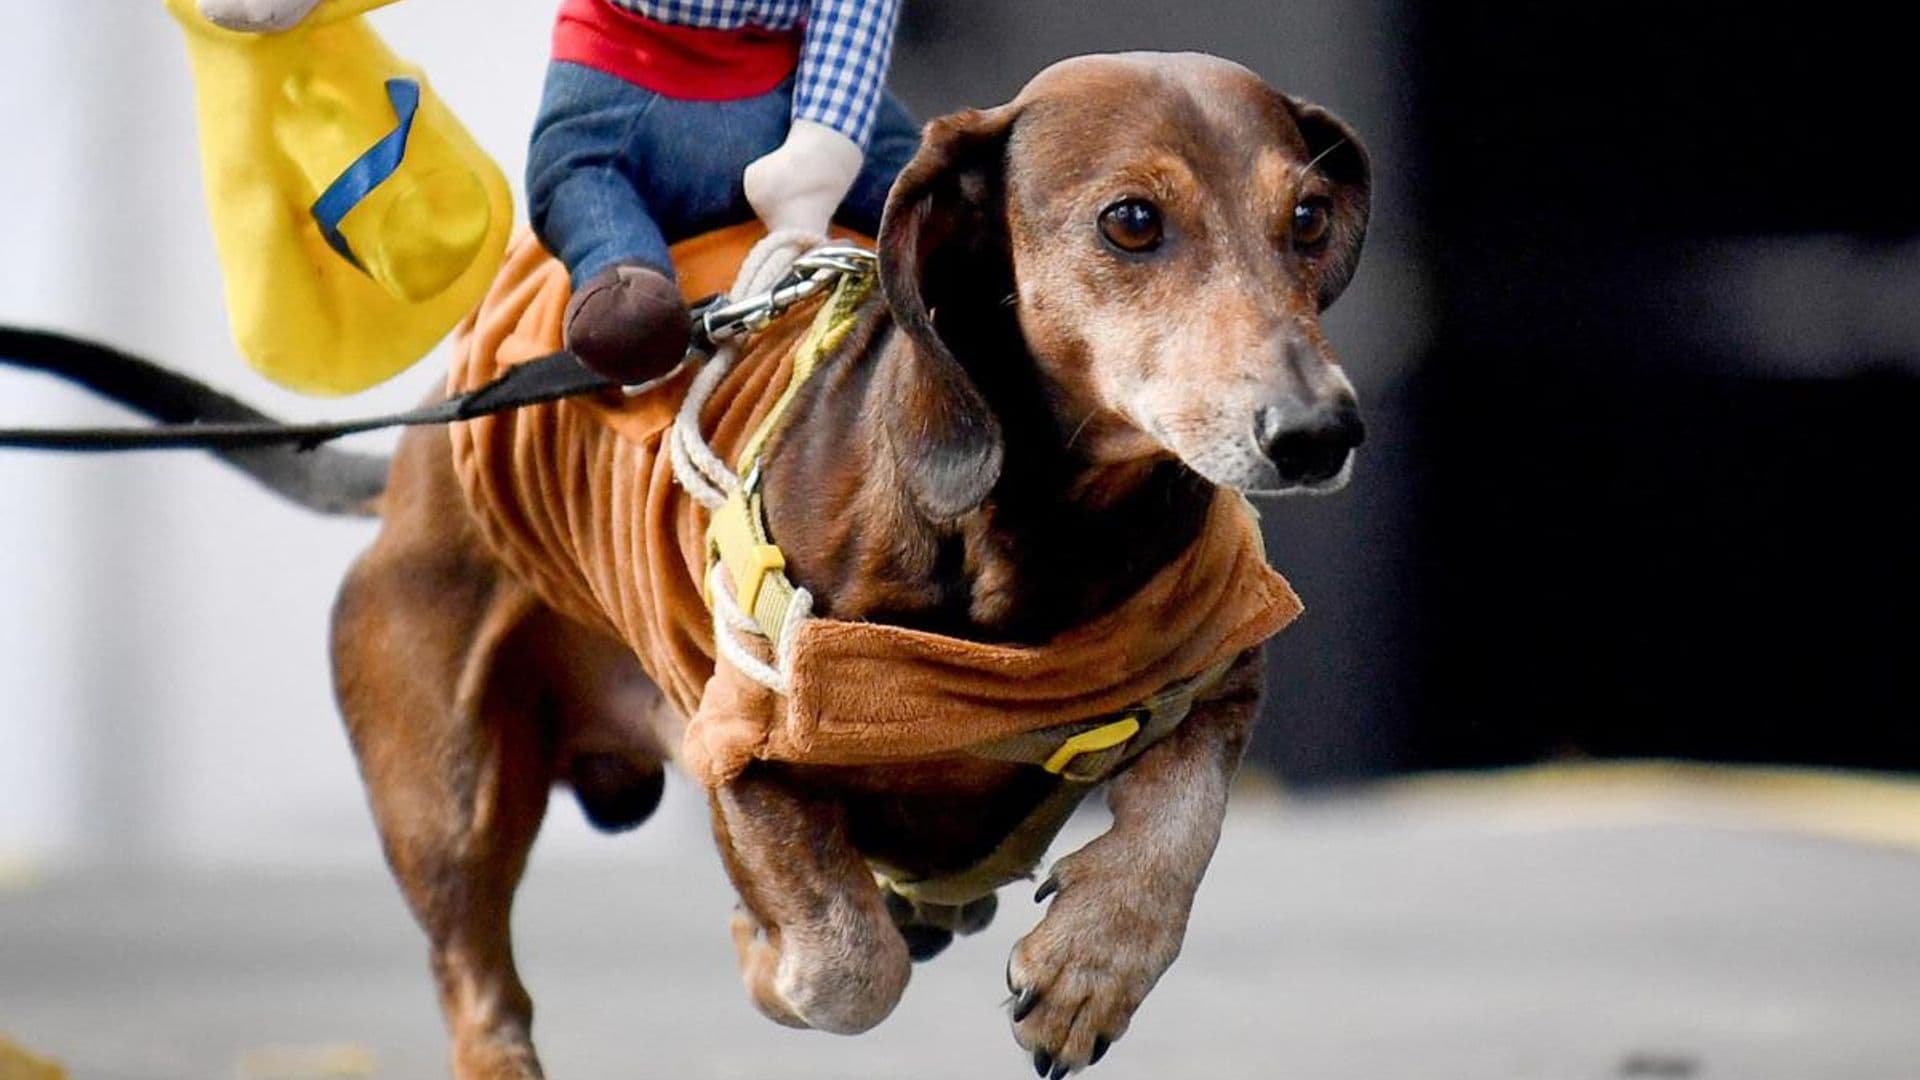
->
<box><xmin>708</xmin><ymin>492</ymin><xmax>786</xmax><ymax>615</ymax></box>
<box><xmin>1043</xmin><ymin>714</ymin><xmax>1144</xmax><ymax>777</ymax></box>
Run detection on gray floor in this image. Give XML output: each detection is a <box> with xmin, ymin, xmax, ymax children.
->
<box><xmin>5</xmin><ymin>781</ymin><xmax>1920</xmax><ymax>1080</ymax></box>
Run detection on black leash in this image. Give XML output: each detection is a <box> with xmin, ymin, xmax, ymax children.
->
<box><xmin>0</xmin><ymin>245</ymin><xmax>870</xmax><ymax>453</ymax></box>
<box><xmin>0</xmin><ymin>327</ymin><xmax>616</xmax><ymax>452</ymax></box>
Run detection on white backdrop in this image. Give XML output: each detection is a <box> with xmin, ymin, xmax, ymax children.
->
<box><xmin>0</xmin><ymin>1</ymin><xmax>723</xmax><ymax>870</ymax></box>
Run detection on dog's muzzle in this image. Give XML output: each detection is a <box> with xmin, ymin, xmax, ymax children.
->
<box><xmin>1255</xmin><ymin>398</ymin><xmax>1365</xmax><ymax>487</ymax></box>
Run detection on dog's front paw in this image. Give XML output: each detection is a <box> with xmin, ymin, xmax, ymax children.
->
<box><xmin>729</xmin><ymin>903</ymin><xmax>912</xmax><ymax>1035</ymax></box>
<box><xmin>729</xmin><ymin>907</ymin><xmax>811</xmax><ymax>1029</ymax></box>
<box><xmin>1005</xmin><ymin>846</ymin><xmax>1186</xmax><ymax>1076</ymax></box>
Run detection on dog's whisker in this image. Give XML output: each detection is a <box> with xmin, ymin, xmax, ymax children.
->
<box><xmin>1000</xmin><ymin>292</ymin><xmax>1020</xmax><ymax>308</ymax></box>
<box><xmin>1065</xmin><ymin>410</ymin><xmax>1099</xmax><ymax>451</ymax></box>
<box><xmin>1300</xmin><ymin>136</ymin><xmax>1348</xmax><ymax>184</ymax></box>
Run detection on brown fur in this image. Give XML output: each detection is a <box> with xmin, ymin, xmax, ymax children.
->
<box><xmin>332</xmin><ymin>52</ymin><xmax>1369</xmax><ymax>1078</ymax></box>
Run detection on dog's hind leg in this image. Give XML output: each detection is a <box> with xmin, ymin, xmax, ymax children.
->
<box><xmin>332</xmin><ymin>430</ymin><xmax>556</xmax><ymax>1080</ymax></box>
<box><xmin>530</xmin><ymin>617</ymin><xmax>676</xmax><ymax>835</ymax></box>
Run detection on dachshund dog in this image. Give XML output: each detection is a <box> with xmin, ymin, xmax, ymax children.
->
<box><xmin>331</xmin><ymin>51</ymin><xmax>1369</xmax><ymax>1079</ymax></box>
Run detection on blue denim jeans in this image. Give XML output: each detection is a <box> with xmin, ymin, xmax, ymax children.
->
<box><xmin>527</xmin><ymin>60</ymin><xmax>921</xmax><ymax>288</ymax></box>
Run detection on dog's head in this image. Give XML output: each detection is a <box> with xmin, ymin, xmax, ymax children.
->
<box><xmin>878</xmin><ymin>52</ymin><xmax>1370</xmax><ymax>516</ymax></box>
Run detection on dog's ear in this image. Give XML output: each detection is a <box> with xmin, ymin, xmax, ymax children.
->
<box><xmin>874</xmin><ymin>105</ymin><xmax>1019</xmax><ymax>523</ymax></box>
<box><xmin>1285</xmin><ymin>96</ymin><xmax>1371</xmax><ymax>310</ymax></box>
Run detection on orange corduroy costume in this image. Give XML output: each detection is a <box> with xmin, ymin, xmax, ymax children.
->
<box><xmin>448</xmin><ymin>225</ymin><xmax>1304</xmax><ymax>790</ymax></box>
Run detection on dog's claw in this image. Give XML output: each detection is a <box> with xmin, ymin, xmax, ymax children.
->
<box><xmin>1090</xmin><ymin>1036</ymin><xmax>1111</xmax><ymax>1065</ymax></box>
<box><xmin>1012</xmin><ymin>986</ymin><xmax>1040</xmax><ymax>1022</ymax></box>
<box><xmin>1034</xmin><ymin>875</ymin><xmax>1059</xmax><ymax>903</ymax></box>
<box><xmin>1049</xmin><ymin>1062</ymin><xmax>1071</xmax><ymax>1079</ymax></box>
<box><xmin>1033</xmin><ymin>1050</ymin><xmax>1053</xmax><ymax>1077</ymax></box>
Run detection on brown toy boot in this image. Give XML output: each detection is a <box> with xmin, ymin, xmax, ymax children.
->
<box><xmin>563</xmin><ymin>262</ymin><xmax>693</xmax><ymax>386</ymax></box>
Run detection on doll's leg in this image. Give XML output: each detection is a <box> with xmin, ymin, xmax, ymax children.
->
<box><xmin>527</xmin><ymin>62</ymin><xmax>692</xmax><ymax>386</ymax></box>
<box><xmin>634</xmin><ymin>87</ymin><xmax>790</xmax><ymax>241</ymax></box>
<box><xmin>835</xmin><ymin>90</ymin><xmax>921</xmax><ymax>237</ymax></box>
<box><xmin>634</xmin><ymin>82</ymin><xmax>911</xmax><ymax>243</ymax></box>
<box><xmin>527</xmin><ymin>62</ymin><xmax>681</xmax><ymax>290</ymax></box>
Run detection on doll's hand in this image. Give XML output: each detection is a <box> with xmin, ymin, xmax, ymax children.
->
<box><xmin>744</xmin><ymin>120</ymin><xmax>865</xmax><ymax>237</ymax></box>
<box><xmin>199</xmin><ymin>0</ymin><xmax>324</xmax><ymax>32</ymax></box>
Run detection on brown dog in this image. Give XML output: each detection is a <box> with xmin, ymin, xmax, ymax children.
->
<box><xmin>332</xmin><ymin>51</ymin><xmax>1368</xmax><ymax>1079</ymax></box>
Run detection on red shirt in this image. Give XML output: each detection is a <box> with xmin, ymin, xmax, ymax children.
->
<box><xmin>551</xmin><ymin>0</ymin><xmax>803</xmax><ymax>102</ymax></box>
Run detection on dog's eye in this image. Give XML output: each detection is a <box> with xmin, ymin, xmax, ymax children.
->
<box><xmin>1098</xmin><ymin>199</ymin><xmax>1163</xmax><ymax>254</ymax></box>
<box><xmin>1292</xmin><ymin>197</ymin><xmax>1334</xmax><ymax>248</ymax></box>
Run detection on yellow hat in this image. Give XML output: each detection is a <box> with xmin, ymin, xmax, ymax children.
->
<box><xmin>169</xmin><ymin>0</ymin><xmax>513</xmax><ymax>395</ymax></box>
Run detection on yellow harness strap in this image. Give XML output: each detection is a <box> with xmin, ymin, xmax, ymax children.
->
<box><xmin>876</xmin><ymin>659</ymin><xmax>1236</xmax><ymax>907</ymax></box>
<box><xmin>705</xmin><ymin>262</ymin><xmax>876</xmax><ymax>645</ymax></box>
<box><xmin>969</xmin><ymin>659</ymin><xmax>1234</xmax><ymax>781</ymax></box>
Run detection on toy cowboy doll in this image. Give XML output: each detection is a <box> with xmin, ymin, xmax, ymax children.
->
<box><xmin>199</xmin><ymin>0</ymin><xmax>915</xmax><ymax>386</ymax></box>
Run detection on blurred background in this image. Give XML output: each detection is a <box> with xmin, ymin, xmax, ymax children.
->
<box><xmin>2</xmin><ymin>2</ymin><xmax>1918</xmax><ymax>1077</ymax></box>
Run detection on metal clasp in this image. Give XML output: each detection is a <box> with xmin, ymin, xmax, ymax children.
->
<box><xmin>695</xmin><ymin>246</ymin><xmax>877</xmax><ymax>351</ymax></box>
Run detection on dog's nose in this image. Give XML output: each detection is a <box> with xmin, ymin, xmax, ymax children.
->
<box><xmin>1256</xmin><ymin>400</ymin><xmax>1365</xmax><ymax>486</ymax></box>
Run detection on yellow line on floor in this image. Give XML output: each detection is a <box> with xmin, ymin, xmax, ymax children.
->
<box><xmin>1376</xmin><ymin>761</ymin><xmax>1920</xmax><ymax>854</ymax></box>
<box><xmin>0</xmin><ymin>853</ymin><xmax>44</xmax><ymax>893</ymax></box>
<box><xmin>0</xmin><ymin>1033</ymin><xmax>68</xmax><ymax>1080</ymax></box>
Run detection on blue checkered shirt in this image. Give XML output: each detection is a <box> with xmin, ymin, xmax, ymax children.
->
<box><xmin>605</xmin><ymin>0</ymin><xmax>903</xmax><ymax>147</ymax></box>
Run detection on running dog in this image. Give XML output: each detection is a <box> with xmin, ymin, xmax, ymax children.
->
<box><xmin>23</xmin><ymin>50</ymin><xmax>1369</xmax><ymax>1080</ymax></box>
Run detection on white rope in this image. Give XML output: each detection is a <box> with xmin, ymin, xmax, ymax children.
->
<box><xmin>672</xmin><ymin>229</ymin><xmax>828</xmax><ymax>693</ymax></box>
<box><xmin>669</xmin><ymin>352</ymin><xmax>739</xmax><ymax>510</ymax></box>
<box><xmin>668</xmin><ymin>229</ymin><xmax>823</xmax><ymax>509</ymax></box>
<box><xmin>775</xmin><ymin>584</ymin><xmax>813</xmax><ymax>675</ymax></box>
<box><xmin>736</xmin><ymin>228</ymin><xmax>822</xmax><ymax>298</ymax></box>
